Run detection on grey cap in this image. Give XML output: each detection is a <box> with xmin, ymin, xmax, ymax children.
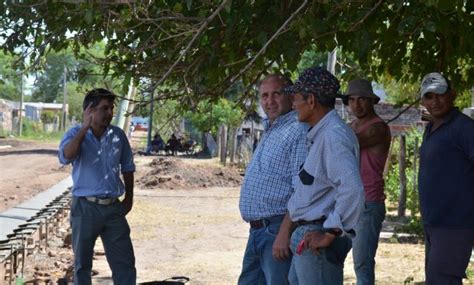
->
<box><xmin>420</xmin><ymin>72</ymin><xmax>449</xmax><ymax>98</ymax></box>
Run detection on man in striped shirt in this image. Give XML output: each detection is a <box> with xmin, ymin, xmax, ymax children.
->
<box><xmin>238</xmin><ymin>74</ymin><xmax>308</xmax><ymax>285</ymax></box>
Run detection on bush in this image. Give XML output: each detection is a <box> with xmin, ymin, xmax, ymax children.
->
<box><xmin>385</xmin><ymin>128</ymin><xmax>424</xmax><ymax>237</ymax></box>
<box><xmin>41</xmin><ymin>110</ymin><xmax>57</xmax><ymax>124</ymax></box>
<box><xmin>20</xmin><ymin>118</ymin><xmax>64</xmax><ymax>142</ymax></box>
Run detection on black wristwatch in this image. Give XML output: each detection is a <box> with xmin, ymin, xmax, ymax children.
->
<box><xmin>323</xmin><ymin>228</ymin><xmax>342</xmax><ymax>236</ymax></box>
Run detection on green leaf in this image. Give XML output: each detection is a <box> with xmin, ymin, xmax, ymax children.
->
<box><xmin>173</xmin><ymin>3</ymin><xmax>183</xmax><ymax>13</ymax></box>
<box><xmin>84</xmin><ymin>9</ymin><xmax>94</xmax><ymax>24</ymax></box>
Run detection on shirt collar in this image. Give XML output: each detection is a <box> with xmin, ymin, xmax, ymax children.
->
<box><xmin>426</xmin><ymin>108</ymin><xmax>459</xmax><ymax>132</ymax></box>
<box><xmin>86</xmin><ymin>125</ymin><xmax>113</xmax><ymax>140</ymax></box>
<box><xmin>307</xmin><ymin>109</ymin><xmax>337</xmax><ymax>142</ymax></box>
<box><xmin>263</xmin><ymin>110</ymin><xmax>296</xmax><ymax>130</ymax></box>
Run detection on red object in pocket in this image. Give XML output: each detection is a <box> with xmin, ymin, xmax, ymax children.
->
<box><xmin>296</xmin><ymin>239</ymin><xmax>305</xmax><ymax>255</ymax></box>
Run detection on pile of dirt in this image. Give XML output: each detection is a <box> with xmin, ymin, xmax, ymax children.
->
<box><xmin>18</xmin><ymin>228</ymin><xmax>74</xmax><ymax>284</ymax></box>
<box><xmin>137</xmin><ymin>157</ymin><xmax>243</xmax><ymax>189</ymax></box>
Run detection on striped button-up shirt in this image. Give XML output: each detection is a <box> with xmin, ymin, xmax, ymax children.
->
<box><xmin>59</xmin><ymin>125</ymin><xmax>135</xmax><ymax>198</ymax></box>
<box><xmin>288</xmin><ymin>110</ymin><xmax>364</xmax><ymax>235</ymax></box>
<box><xmin>239</xmin><ymin>111</ymin><xmax>308</xmax><ymax>221</ymax></box>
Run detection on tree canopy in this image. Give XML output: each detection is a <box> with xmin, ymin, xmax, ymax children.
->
<box><xmin>1</xmin><ymin>0</ymin><xmax>472</xmax><ymax>108</ymax></box>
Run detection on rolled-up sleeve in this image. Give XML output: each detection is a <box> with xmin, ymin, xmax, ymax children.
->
<box><xmin>58</xmin><ymin>127</ymin><xmax>79</xmax><ymax>165</ymax></box>
<box><xmin>120</xmin><ymin>130</ymin><xmax>135</xmax><ymax>173</ymax></box>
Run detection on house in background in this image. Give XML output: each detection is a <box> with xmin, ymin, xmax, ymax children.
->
<box><xmin>23</xmin><ymin>102</ymin><xmax>65</xmax><ymax>122</ymax></box>
<box><xmin>0</xmin><ymin>100</ymin><xmax>66</xmax><ymax>134</ymax></box>
<box><xmin>0</xmin><ymin>99</ymin><xmax>16</xmax><ymax>135</ymax></box>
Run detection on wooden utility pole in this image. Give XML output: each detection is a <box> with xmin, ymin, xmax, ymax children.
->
<box><xmin>18</xmin><ymin>72</ymin><xmax>23</xmax><ymax>136</ymax></box>
<box><xmin>146</xmin><ymin>88</ymin><xmax>154</xmax><ymax>155</ymax></box>
<box><xmin>412</xmin><ymin>137</ymin><xmax>419</xmax><ymax>212</ymax></box>
<box><xmin>62</xmin><ymin>66</ymin><xmax>68</xmax><ymax>131</ymax></box>
<box><xmin>398</xmin><ymin>135</ymin><xmax>407</xmax><ymax>217</ymax></box>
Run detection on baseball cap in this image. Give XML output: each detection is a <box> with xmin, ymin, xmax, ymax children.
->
<box><xmin>282</xmin><ymin>66</ymin><xmax>340</xmax><ymax>98</ymax></box>
<box><xmin>420</xmin><ymin>72</ymin><xmax>450</xmax><ymax>98</ymax></box>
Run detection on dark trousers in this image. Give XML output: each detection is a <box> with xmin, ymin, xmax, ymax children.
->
<box><xmin>70</xmin><ymin>197</ymin><xmax>136</xmax><ymax>285</ymax></box>
<box><xmin>424</xmin><ymin>227</ymin><xmax>474</xmax><ymax>285</ymax></box>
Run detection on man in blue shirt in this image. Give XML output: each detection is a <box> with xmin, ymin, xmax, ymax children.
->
<box><xmin>59</xmin><ymin>88</ymin><xmax>136</xmax><ymax>285</ymax></box>
<box><xmin>285</xmin><ymin>66</ymin><xmax>364</xmax><ymax>285</ymax></box>
<box><xmin>418</xmin><ymin>72</ymin><xmax>474</xmax><ymax>285</ymax></box>
<box><xmin>238</xmin><ymin>74</ymin><xmax>308</xmax><ymax>285</ymax></box>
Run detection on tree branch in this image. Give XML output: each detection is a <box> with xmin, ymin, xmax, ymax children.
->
<box><xmin>229</xmin><ymin>0</ymin><xmax>308</xmax><ymax>83</ymax></box>
<box><xmin>348</xmin><ymin>0</ymin><xmax>384</xmax><ymax>32</ymax></box>
<box><xmin>150</xmin><ymin>0</ymin><xmax>230</xmax><ymax>91</ymax></box>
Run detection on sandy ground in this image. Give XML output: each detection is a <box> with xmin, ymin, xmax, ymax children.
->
<box><xmin>1</xmin><ymin>136</ymin><xmax>472</xmax><ymax>284</ymax></box>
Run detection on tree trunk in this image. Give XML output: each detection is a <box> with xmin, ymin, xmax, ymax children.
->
<box><xmin>201</xmin><ymin>132</ymin><xmax>209</xmax><ymax>155</ymax></box>
<box><xmin>219</xmin><ymin>124</ymin><xmax>227</xmax><ymax>165</ymax></box>
<box><xmin>398</xmin><ymin>135</ymin><xmax>407</xmax><ymax>217</ymax></box>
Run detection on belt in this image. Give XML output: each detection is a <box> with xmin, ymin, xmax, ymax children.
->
<box><xmin>84</xmin><ymin>196</ymin><xmax>118</xmax><ymax>206</ymax></box>
<box><xmin>249</xmin><ymin>215</ymin><xmax>284</xmax><ymax>229</ymax></box>
<box><xmin>295</xmin><ymin>217</ymin><xmax>326</xmax><ymax>227</ymax></box>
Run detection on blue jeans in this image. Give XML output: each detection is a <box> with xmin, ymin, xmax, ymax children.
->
<box><xmin>352</xmin><ymin>202</ymin><xmax>386</xmax><ymax>285</ymax></box>
<box><xmin>70</xmin><ymin>197</ymin><xmax>136</xmax><ymax>285</ymax></box>
<box><xmin>288</xmin><ymin>224</ymin><xmax>352</xmax><ymax>285</ymax></box>
<box><xmin>238</xmin><ymin>215</ymin><xmax>291</xmax><ymax>285</ymax></box>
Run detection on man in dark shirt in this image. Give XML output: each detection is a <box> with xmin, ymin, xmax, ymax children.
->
<box><xmin>418</xmin><ymin>72</ymin><xmax>474</xmax><ymax>285</ymax></box>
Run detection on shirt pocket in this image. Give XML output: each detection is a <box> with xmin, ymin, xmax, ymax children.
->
<box><xmin>299</xmin><ymin>168</ymin><xmax>314</xmax><ymax>185</ymax></box>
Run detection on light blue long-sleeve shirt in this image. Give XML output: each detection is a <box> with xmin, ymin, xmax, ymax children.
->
<box><xmin>58</xmin><ymin>125</ymin><xmax>135</xmax><ymax>198</ymax></box>
<box><xmin>288</xmin><ymin>110</ymin><xmax>364</xmax><ymax>235</ymax></box>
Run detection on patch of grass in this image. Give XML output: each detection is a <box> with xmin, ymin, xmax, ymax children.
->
<box><xmin>19</xmin><ymin>131</ymin><xmax>64</xmax><ymax>143</ymax></box>
<box><xmin>17</xmin><ymin>118</ymin><xmax>65</xmax><ymax>143</ymax></box>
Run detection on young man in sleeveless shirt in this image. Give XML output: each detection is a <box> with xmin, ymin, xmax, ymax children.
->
<box><xmin>345</xmin><ymin>79</ymin><xmax>391</xmax><ymax>285</ymax></box>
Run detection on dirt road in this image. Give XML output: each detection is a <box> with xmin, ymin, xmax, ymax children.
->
<box><xmin>0</xmin><ymin>139</ymin><xmax>70</xmax><ymax>212</ymax></box>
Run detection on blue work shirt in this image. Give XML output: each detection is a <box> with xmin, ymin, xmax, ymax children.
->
<box><xmin>239</xmin><ymin>110</ymin><xmax>308</xmax><ymax>221</ymax></box>
<box><xmin>419</xmin><ymin>109</ymin><xmax>474</xmax><ymax>228</ymax></box>
<box><xmin>288</xmin><ymin>110</ymin><xmax>364</xmax><ymax>235</ymax></box>
<box><xmin>59</xmin><ymin>125</ymin><xmax>135</xmax><ymax>198</ymax></box>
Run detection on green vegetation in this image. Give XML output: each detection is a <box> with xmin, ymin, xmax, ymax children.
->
<box><xmin>185</xmin><ymin>98</ymin><xmax>244</xmax><ymax>136</ymax></box>
<box><xmin>19</xmin><ymin>118</ymin><xmax>64</xmax><ymax>142</ymax></box>
<box><xmin>1</xmin><ymin>1</ymin><xmax>473</xmax><ymax>107</ymax></box>
<box><xmin>0</xmin><ymin>52</ymin><xmax>22</xmax><ymax>101</ymax></box>
<box><xmin>385</xmin><ymin>128</ymin><xmax>424</xmax><ymax>236</ymax></box>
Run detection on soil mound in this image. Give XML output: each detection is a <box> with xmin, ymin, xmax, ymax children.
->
<box><xmin>138</xmin><ymin>157</ymin><xmax>242</xmax><ymax>189</ymax></box>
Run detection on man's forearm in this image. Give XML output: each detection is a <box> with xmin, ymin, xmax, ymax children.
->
<box><xmin>278</xmin><ymin>213</ymin><xmax>295</xmax><ymax>237</ymax></box>
<box><xmin>123</xmin><ymin>172</ymin><xmax>134</xmax><ymax>200</ymax></box>
<box><xmin>63</xmin><ymin>127</ymin><xmax>88</xmax><ymax>160</ymax></box>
